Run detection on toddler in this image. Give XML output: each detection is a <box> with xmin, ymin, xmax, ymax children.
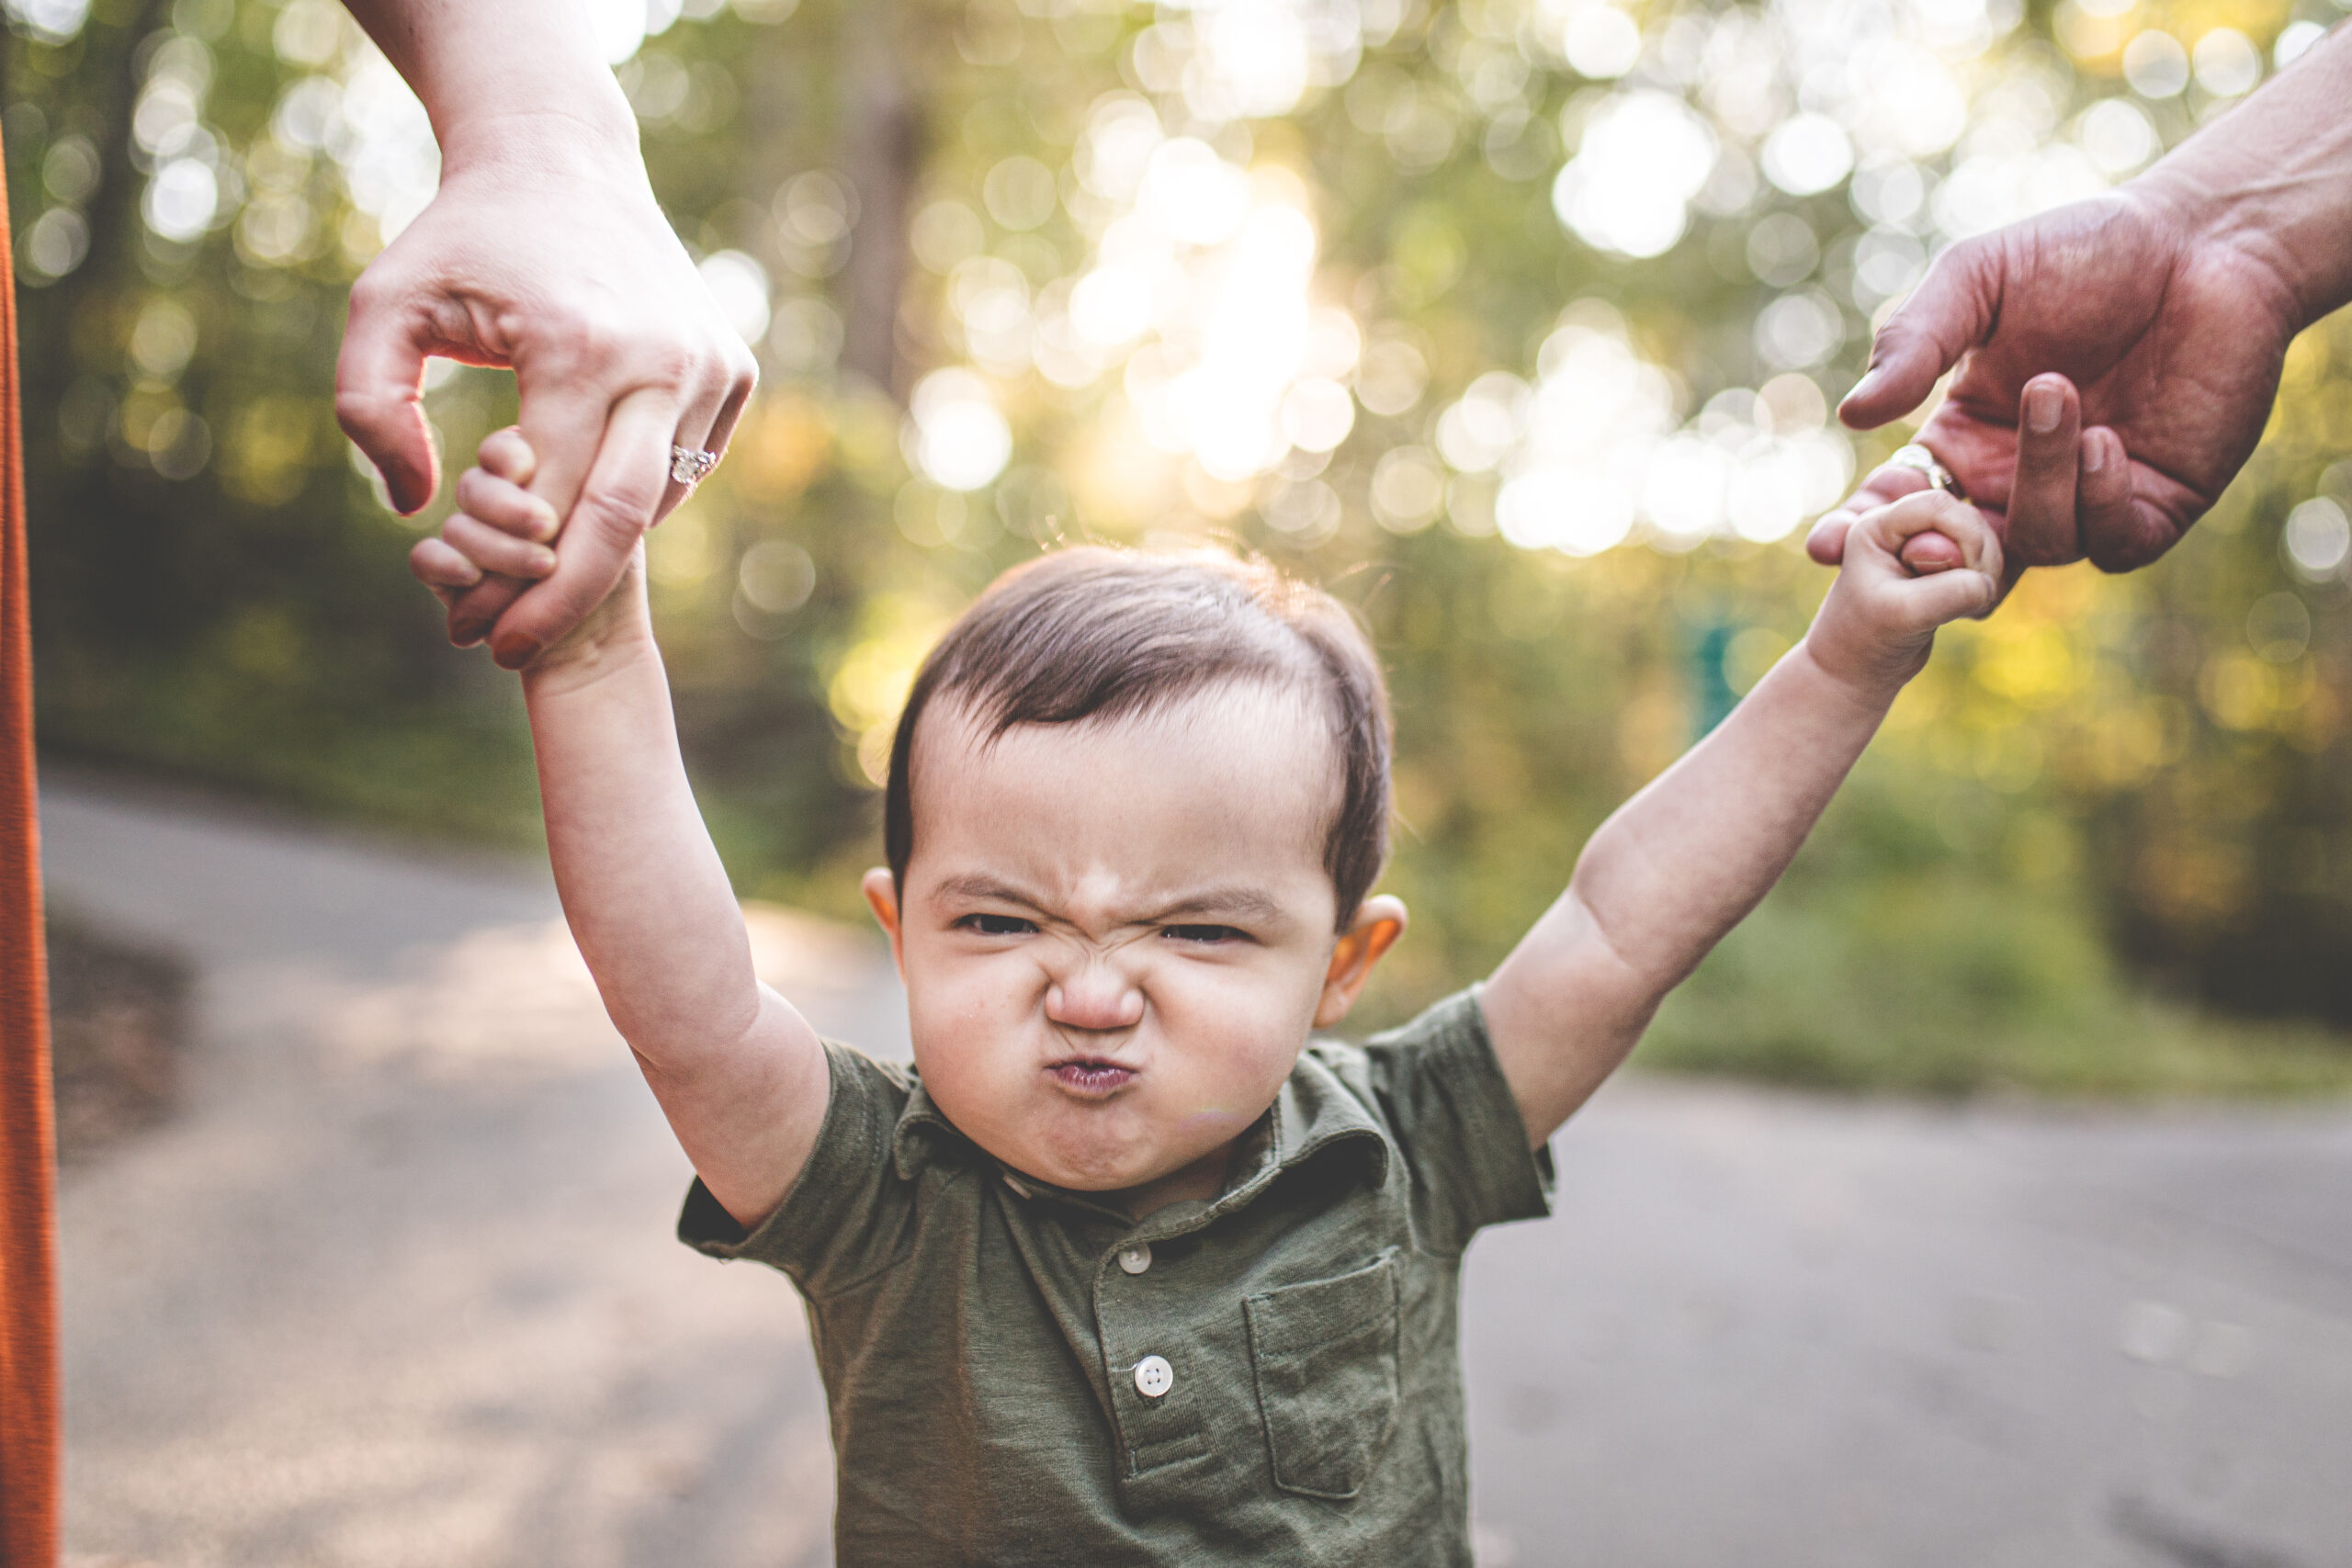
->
<box><xmin>411</xmin><ymin>426</ymin><xmax>2000</xmax><ymax>1564</ymax></box>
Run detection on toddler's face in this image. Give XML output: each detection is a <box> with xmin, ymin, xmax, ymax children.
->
<box><xmin>865</xmin><ymin>681</ymin><xmax>1394</xmax><ymax>1213</ymax></box>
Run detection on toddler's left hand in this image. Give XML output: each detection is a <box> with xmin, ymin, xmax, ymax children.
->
<box><xmin>1805</xmin><ymin>490</ymin><xmax>2003</xmax><ymax>693</ymax></box>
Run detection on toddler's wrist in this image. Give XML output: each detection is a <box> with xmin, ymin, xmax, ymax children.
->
<box><xmin>1796</xmin><ymin>623</ymin><xmax>1927</xmax><ymax>708</ymax></box>
<box><xmin>519</xmin><ymin>566</ymin><xmax>658</xmax><ymax>692</ymax></box>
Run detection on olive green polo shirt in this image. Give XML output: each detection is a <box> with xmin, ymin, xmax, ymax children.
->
<box><xmin>678</xmin><ymin>987</ymin><xmax>1554</xmax><ymax>1566</ymax></box>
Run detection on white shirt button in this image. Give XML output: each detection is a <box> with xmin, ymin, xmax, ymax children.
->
<box><xmin>1001</xmin><ymin>1173</ymin><xmax>1032</xmax><ymax>1199</ymax></box>
<box><xmin>1117</xmin><ymin>1244</ymin><xmax>1152</xmax><ymax>1275</ymax></box>
<box><xmin>1133</xmin><ymin>1355</ymin><xmax>1173</xmax><ymax>1399</ymax></box>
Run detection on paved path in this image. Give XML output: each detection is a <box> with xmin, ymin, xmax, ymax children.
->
<box><xmin>41</xmin><ymin>773</ymin><xmax>2352</xmax><ymax>1568</ymax></box>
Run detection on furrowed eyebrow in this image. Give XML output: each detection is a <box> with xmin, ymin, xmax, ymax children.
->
<box><xmin>1146</xmin><ymin>888</ymin><xmax>1283</xmax><ymax>925</ymax></box>
<box><xmin>931</xmin><ymin>874</ymin><xmax>1045</xmax><ymax>908</ymax></box>
<box><xmin>927</xmin><ymin>875</ymin><xmax>1283</xmax><ymax>927</ymax></box>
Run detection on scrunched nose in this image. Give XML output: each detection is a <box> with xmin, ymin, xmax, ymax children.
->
<box><xmin>1046</xmin><ymin>962</ymin><xmax>1144</xmax><ymax>1032</ymax></box>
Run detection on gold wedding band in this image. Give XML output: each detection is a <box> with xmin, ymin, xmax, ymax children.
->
<box><xmin>1887</xmin><ymin>443</ymin><xmax>1967</xmax><ymax>503</ymax></box>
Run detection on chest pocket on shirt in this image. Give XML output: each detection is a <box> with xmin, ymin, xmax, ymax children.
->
<box><xmin>1243</xmin><ymin>1251</ymin><xmax>1402</xmax><ymax>1500</ymax></box>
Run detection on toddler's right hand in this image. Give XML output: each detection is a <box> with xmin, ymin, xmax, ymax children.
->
<box><xmin>408</xmin><ymin>427</ymin><xmax>562</xmax><ymax>634</ymax></box>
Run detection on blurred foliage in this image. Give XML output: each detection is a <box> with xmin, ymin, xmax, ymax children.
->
<box><xmin>9</xmin><ymin>0</ymin><xmax>2352</xmax><ymax>1094</ymax></box>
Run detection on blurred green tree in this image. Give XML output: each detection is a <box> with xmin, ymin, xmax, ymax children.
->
<box><xmin>9</xmin><ymin>0</ymin><xmax>2352</xmax><ymax>1089</ymax></box>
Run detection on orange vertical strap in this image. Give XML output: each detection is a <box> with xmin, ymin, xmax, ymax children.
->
<box><xmin>0</xmin><ymin>116</ymin><xmax>61</xmax><ymax>1568</ymax></box>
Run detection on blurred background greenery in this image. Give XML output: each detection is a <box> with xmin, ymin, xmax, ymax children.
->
<box><xmin>8</xmin><ymin>0</ymin><xmax>2352</xmax><ymax>1095</ymax></box>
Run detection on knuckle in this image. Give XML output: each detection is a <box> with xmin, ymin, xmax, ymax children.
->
<box><xmin>345</xmin><ymin>270</ymin><xmax>394</xmax><ymax>318</ymax></box>
<box><xmin>640</xmin><ymin>340</ymin><xmax>695</xmax><ymax>389</ymax></box>
<box><xmin>537</xmin><ymin>305</ymin><xmax>618</xmax><ymax>372</ymax></box>
<box><xmin>573</xmin><ymin>486</ymin><xmax>656</xmax><ymax>543</ymax></box>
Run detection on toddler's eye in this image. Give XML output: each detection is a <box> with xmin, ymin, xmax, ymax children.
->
<box><xmin>1163</xmin><ymin>924</ymin><xmax>1247</xmax><ymax>945</ymax></box>
<box><xmin>959</xmin><ymin>912</ymin><xmax>1037</xmax><ymax>936</ymax></box>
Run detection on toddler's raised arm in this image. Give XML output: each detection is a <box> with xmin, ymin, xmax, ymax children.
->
<box><xmin>413</xmin><ymin>429</ymin><xmax>829</xmax><ymax>1228</ymax></box>
<box><xmin>1480</xmin><ymin>491</ymin><xmax>2001</xmax><ymax>1145</ymax></box>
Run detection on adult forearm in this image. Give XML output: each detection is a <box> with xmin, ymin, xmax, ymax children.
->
<box><xmin>339</xmin><ymin>0</ymin><xmax>637</xmax><ymax>156</ymax></box>
<box><xmin>2139</xmin><ymin>21</ymin><xmax>2352</xmax><ymax>328</ymax></box>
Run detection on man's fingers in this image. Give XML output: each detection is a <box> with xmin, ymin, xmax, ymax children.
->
<box><xmin>1804</xmin><ymin>514</ymin><xmax>1852</xmax><ymax>567</ymax></box>
<box><xmin>2003</xmin><ymin>374</ymin><xmax>2084</xmax><ymax>567</ymax></box>
<box><xmin>2077</xmin><ymin>426</ymin><xmax>2136</xmax><ymax>560</ymax></box>
<box><xmin>334</xmin><ymin>280</ymin><xmax>442</xmax><ymax>514</ymax></box>
<box><xmin>489</xmin><ymin>391</ymin><xmax>679</xmax><ymax>668</ymax></box>
<box><xmin>2075</xmin><ymin>423</ymin><xmax>2188</xmax><ymax>572</ymax></box>
<box><xmin>1807</xmin><ymin>464</ymin><xmax>1932</xmax><ymax>565</ymax></box>
<box><xmin>1839</xmin><ymin>240</ymin><xmax>1998</xmax><ymax>430</ymax></box>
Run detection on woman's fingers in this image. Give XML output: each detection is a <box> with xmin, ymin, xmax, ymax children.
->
<box><xmin>653</xmin><ymin>344</ymin><xmax>758</xmax><ymax>525</ymax></box>
<box><xmin>487</xmin><ymin>388</ymin><xmax>683</xmax><ymax>669</ymax></box>
<box><xmin>442</xmin><ymin>378</ymin><xmax>614</xmax><ymax>643</ymax></box>
<box><xmin>2003</xmin><ymin>374</ymin><xmax>2084</xmax><ymax>567</ymax></box>
<box><xmin>443</xmin><ymin>513</ymin><xmax>560</xmax><ymax>581</ymax></box>
<box><xmin>334</xmin><ymin>270</ymin><xmax>442</xmax><ymax>514</ymax></box>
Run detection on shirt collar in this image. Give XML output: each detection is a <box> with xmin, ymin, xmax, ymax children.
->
<box><xmin>888</xmin><ymin>1046</ymin><xmax>1392</xmax><ymax>1225</ymax></box>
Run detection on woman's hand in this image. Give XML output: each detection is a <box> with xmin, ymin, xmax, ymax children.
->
<box><xmin>333</xmin><ymin>3</ymin><xmax>756</xmax><ymax>672</ymax></box>
<box><xmin>341</xmin><ymin>118</ymin><xmax>752</xmax><ymax>670</ymax></box>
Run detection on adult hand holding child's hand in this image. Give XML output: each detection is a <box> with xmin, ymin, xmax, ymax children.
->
<box><xmin>1802</xmin><ymin>25</ymin><xmax>2352</xmax><ymax>592</ymax></box>
<box><xmin>412</xmin><ymin>428</ymin><xmax>655</xmax><ymax>682</ymax></box>
<box><xmin>1805</xmin><ymin>193</ymin><xmax>2300</xmax><ymax>588</ymax></box>
<box><xmin>334</xmin><ymin>1</ymin><xmax>757</xmax><ymax>672</ymax></box>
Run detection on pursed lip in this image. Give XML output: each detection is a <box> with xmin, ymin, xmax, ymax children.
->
<box><xmin>1045</xmin><ymin>1056</ymin><xmax>1137</xmax><ymax>1098</ymax></box>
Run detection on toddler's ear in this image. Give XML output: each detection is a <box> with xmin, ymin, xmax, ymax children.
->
<box><xmin>862</xmin><ymin>867</ymin><xmax>906</xmax><ymax>979</ymax></box>
<box><xmin>1314</xmin><ymin>896</ymin><xmax>1407</xmax><ymax>1029</ymax></box>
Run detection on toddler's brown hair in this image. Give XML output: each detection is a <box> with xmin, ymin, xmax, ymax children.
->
<box><xmin>883</xmin><ymin>547</ymin><xmax>1392</xmax><ymax>929</ymax></box>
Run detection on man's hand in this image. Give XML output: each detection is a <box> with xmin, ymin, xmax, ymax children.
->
<box><xmin>335</xmin><ymin>111</ymin><xmax>756</xmax><ymax>669</ymax></box>
<box><xmin>1808</xmin><ymin>24</ymin><xmax>2352</xmax><ymax>587</ymax></box>
<box><xmin>1806</xmin><ymin>189</ymin><xmax>2301</xmax><ymax>582</ymax></box>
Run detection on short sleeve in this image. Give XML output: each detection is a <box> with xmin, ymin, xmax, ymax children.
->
<box><xmin>676</xmin><ymin>1039</ymin><xmax>917</xmax><ymax>1297</ymax></box>
<box><xmin>1356</xmin><ymin>986</ymin><xmax>1554</xmax><ymax>1256</ymax></box>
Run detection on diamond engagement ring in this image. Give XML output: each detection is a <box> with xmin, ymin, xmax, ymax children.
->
<box><xmin>1886</xmin><ymin>443</ymin><xmax>1967</xmax><ymax>502</ymax></box>
<box><xmin>670</xmin><ymin>445</ymin><xmax>720</xmax><ymax>487</ymax></box>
